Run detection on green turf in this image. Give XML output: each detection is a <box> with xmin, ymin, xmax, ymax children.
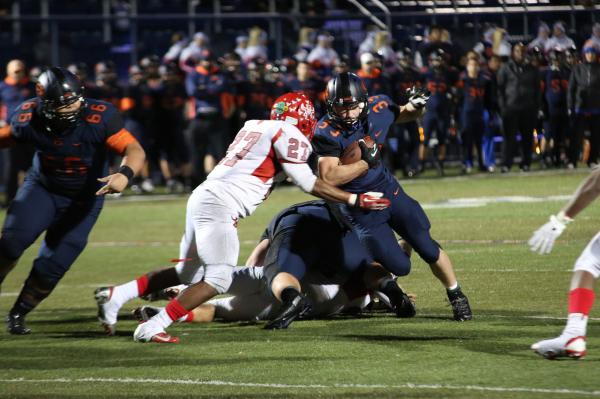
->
<box><xmin>1</xmin><ymin>169</ymin><xmax>600</xmax><ymax>399</ymax></box>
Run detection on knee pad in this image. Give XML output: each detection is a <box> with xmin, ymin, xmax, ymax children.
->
<box><xmin>387</xmin><ymin>256</ymin><xmax>411</xmax><ymax>277</ymax></box>
<box><xmin>0</xmin><ymin>232</ymin><xmax>27</xmax><ymax>260</ymax></box>
<box><xmin>175</xmin><ymin>261</ymin><xmax>205</xmax><ymax>285</ymax></box>
<box><xmin>414</xmin><ymin>240</ymin><xmax>441</xmax><ymax>265</ymax></box>
<box><xmin>203</xmin><ymin>264</ymin><xmax>234</xmax><ymax>294</ymax></box>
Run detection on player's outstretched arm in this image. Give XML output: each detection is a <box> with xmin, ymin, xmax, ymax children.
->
<box><xmin>529</xmin><ymin>167</ymin><xmax>600</xmax><ymax>254</ymax></box>
<box><xmin>311</xmin><ymin>178</ymin><xmax>390</xmax><ymax>210</ymax></box>
<box><xmin>97</xmin><ymin>140</ymin><xmax>146</xmax><ymax>195</ymax></box>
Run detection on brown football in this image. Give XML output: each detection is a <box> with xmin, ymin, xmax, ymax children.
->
<box><xmin>339</xmin><ymin>135</ymin><xmax>375</xmax><ymax>166</ymax></box>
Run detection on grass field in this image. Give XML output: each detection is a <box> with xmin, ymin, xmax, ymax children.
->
<box><xmin>1</xmin><ymin>169</ymin><xmax>600</xmax><ymax>398</ymax></box>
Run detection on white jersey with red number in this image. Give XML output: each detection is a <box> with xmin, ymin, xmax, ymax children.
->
<box><xmin>203</xmin><ymin>120</ymin><xmax>317</xmax><ymax>217</ymax></box>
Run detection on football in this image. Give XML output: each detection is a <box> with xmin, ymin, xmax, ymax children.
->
<box><xmin>339</xmin><ymin>135</ymin><xmax>376</xmax><ymax>166</ymax></box>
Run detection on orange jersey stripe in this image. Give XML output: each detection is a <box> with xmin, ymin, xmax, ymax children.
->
<box><xmin>105</xmin><ymin>128</ymin><xmax>138</xmax><ymax>155</ymax></box>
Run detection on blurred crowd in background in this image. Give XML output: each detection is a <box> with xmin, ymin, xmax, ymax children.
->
<box><xmin>1</xmin><ymin>16</ymin><xmax>600</xmax><ymax>203</ymax></box>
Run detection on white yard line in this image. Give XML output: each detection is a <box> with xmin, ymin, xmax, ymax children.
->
<box><xmin>0</xmin><ymin>377</ymin><xmax>598</xmax><ymax>396</ymax></box>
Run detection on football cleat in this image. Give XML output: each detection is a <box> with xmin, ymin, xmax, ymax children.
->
<box><xmin>531</xmin><ymin>335</ymin><xmax>587</xmax><ymax>360</ymax></box>
<box><xmin>133</xmin><ymin>320</ymin><xmax>179</xmax><ymax>344</ymax></box>
<box><xmin>390</xmin><ymin>291</ymin><xmax>416</xmax><ymax>318</ymax></box>
<box><xmin>450</xmin><ymin>294</ymin><xmax>472</xmax><ymax>321</ymax></box>
<box><xmin>132</xmin><ymin>306</ymin><xmax>161</xmax><ymax>322</ymax></box>
<box><xmin>94</xmin><ymin>286</ymin><xmax>119</xmax><ymax>336</ymax></box>
<box><xmin>6</xmin><ymin>312</ymin><xmax>31</xmax><ymax>335</ymax></box>
<box><xmin>264</xmin><ymin>294</ymin><xmax>312</xmax><ymax>330</ymax></box>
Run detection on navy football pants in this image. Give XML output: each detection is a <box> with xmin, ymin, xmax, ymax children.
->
<box><xmin>0</xmin><ymin>178</ymin><xmax>103</xmax><ymax>285</ymax></box>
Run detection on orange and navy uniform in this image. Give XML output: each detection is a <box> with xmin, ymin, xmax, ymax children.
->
<box><xmin>185</xmin><ymin>65</ymin><xmax>234</xmax><ymax>119</ymax></box>
<box><xmin>0</xmin><ymin>76</ymin><xmax>35</xmax><ymax>121</ymax></box>
<box><xmin>236</xmin><ymin>80</ymin><xmax>279</xmax><ymax>120</ymax></box>
<box><xmin>1</xmin><ymin>97</ymin><xmax>137</xmax><ymax>198</ymax></box>
<box><xmin>356</xmin><ymin>68</ymin><xmax>391</xmax><ymax>96</ymax></box>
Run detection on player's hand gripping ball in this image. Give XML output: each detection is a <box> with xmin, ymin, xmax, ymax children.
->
<box><xmin>340</xmin><ymin>136</ymin><xmax>379</xmax><ymax>175</ymax></box>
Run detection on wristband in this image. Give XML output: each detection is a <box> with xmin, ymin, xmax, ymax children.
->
<box><xmin>556</xmin><ymin>211</ymin><xmax>574</xmax><ymax>224</ymax></box>
<box><xmin>118</xmin><ymin>165</ymin><xmax>134</xmax><ymax>182</ymax></box>
<box><xmin>348</xmin><ymin>193</ymin><xmax>357</xmax><ymax>207</ymax></box>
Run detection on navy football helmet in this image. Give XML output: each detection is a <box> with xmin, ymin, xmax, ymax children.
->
<box><xmin>36</xmin><ymin>67</ymin><xmax>85</xmax><ymax>131</ymax></box>
<box><xmin>325</xmin><ymin>72</ymin><xmax>369</xmax><ymax>129</ymax></box>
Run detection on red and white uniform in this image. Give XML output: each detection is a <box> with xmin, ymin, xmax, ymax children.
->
<box><xmin>175</xmin><ymin>120</ymin><xmax>317</xmax><ymax>293</ymax></box>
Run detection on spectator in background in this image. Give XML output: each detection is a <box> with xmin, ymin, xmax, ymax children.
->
<box><xmin>163</xmin><ymin>31</ymin><xmax>188</xmax><ymax>65</ymax></box>
<box><xmin>356</xmin><ymin>52</ymin><xmax>390</xmax><ymax>96</ymax></box>
<box><xmin>373</xmin><ymin>31</ymin><xmax>398</xmax><ymax>74</ymax></box>
<box><xmin>286</xmin><ymin>59</ymin><xmax>325</xmax><ymax>117</ymax></box>
<box><xmin>545</xmin><ymin>22</ymin><xmax>576</xmax><ymax>52</ymax></box>
<box><xmin>390</xmin><ymin>48</ymin><xmax>423</xmax><ymax>177</ymax></box>
<box><xmin>237</xmin><ymin>59</ymin><xmax>277</xmax><ymax>121</ymax></box>
<box><xmin>234</xmin><ymin>35</ymin><xmax>249</xmax><ymax>60</ymax></box>
<box><xmin>473</xmin><ymin>27</ymin><xmax>495</xmax><ymax>60</ymax></box>
<box><xmin>179</xmin><ymin>32</ymin><xmax>210</xmax><ymax>74</ymax></box>
<box><xmin>243</xmin><ymin>27</ymin><xmax>268</xmax><ymax>64</ymax></box>
<box><xmin>481</xmin><ymin>54</ymin><xmax>503</xmax><ymax>172</ymax></box>
<box><xmin>0</xmin><ymin>60</ymin><xmax>35</xmax><ymax>206</ymax></box>
<box><xmin>307</xmin><ymin>33</ymin><xmax>339</xmax><ymax>78</ymax></box>
<box><xmin>420</xmin><ymin>49</ymin><xmax>458</xmax><ymax>176</ymax></box>
<box><xmin>333</xmin><ymin>55</ymin><xmax>351</xmax><ymax>75</ymax></box>
<box><xmin>528</xmin><ymin>22</ymin><xmax>551</xmax><ymax>52</ymax></box>
<box><xmin>542</xmin><ymin>49</ymin><xmax>570</xmax><ymax>167</ymax></box>
<box><xmin>415</xmin><ymin>25</ymin><xmax>444</xmax><ymax>69</ymax></box>
<box><xmin>589</xmin><ymin>23</ymin><xmax>600</xmax><ymax>50</ymax></box>
<box><xmin>568</xmin><ymin>45</ymin><xmax>600</xmax><ymax>168</ymax></box>
<box><xmin>457</xmin><ymin>56</ymin><xmax>492</xmax><ymax>173</ymax></box>
<box><xmin>497</xmin><ymin>43</ymin><xmax>542</xmax><ymax>172</ymax></box>
<box><xmin>492</xmin><ymin>28</ymin><xmax>512</xmax><ymax>59</ymax></box>
<box><xmin>185</xmin><ymin>50</ymin><xmax>233</xmax><ymax>180</ymax></box>
<box><xmin>357</xmin><ymin>27</ymin><xmax>378</xmax><ymax>58</ymax></box>
<box><xmin>295</xmin><ymin>27</ymin><xmax>316</xmax><ymax>62</ymax></box>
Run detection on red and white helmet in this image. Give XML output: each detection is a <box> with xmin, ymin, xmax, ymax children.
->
<box><xmin>270</xmin><ymin>92</ymin><xmax>317</xmax><ymax>140</ymax></box>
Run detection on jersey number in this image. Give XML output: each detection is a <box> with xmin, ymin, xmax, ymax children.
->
<box><xmin>220</xmin><ymin>130</ymin><xmax>262</xmax><ymax>167</ymax></box>
<box><xmin>287</xmin><ymin>138</ymin><xmax>309</xmax><ymax>162</ymax></box>
<box><xmin>85</xmin><ymin>103</ymin><xmax>108</xmax><ymax>124</ymax></box>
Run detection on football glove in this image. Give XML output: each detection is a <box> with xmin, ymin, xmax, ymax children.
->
<box><xmin>528</xmin><ymin>212</ymin><xmax>573</xmax><ymax>254</ymax></box>
<box><xmin>349</xmin><ymin>192</ymin><xmax>391</xmax><ymax>210</ymax></box>
<box><xmin>358</xmin><ymin>138</ymin><xmax>380</xmax><ymax>168</ymax></box>
<box><xmin>406</xmin><ymin>86</ymin><xmax>430</xmax><ymax>109</ymax></box>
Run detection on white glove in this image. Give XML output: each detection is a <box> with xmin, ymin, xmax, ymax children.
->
<box><xmin>528</xmin><ymin>212</ymin><xmax>573</xmax><ymax>254</ymax></box>
<box><xmin>406</xmin><ymin>86</ymin><xmax>430</xmax><ymax>109</ymax></box>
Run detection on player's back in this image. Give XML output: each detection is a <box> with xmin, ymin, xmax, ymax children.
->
<box><xmin>205</xmin><ymin>119</ymin><xmax>311</xmax><ymax>217</ymax></box>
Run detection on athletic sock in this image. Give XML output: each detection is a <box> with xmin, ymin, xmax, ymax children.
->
<box><xmin>563</xmin><ymin>288</ymin><xmax>595</xmax><ymax>337</ymax></box>
<box><xmin>280</xmin><ymin>287</ymin><xmax>301</xmax><ymax>303</ymax></box>
<box><xmin>446</xmin><ymin>283</ymin><xmax>463</xmax><ymax>301</ymax></box>
<box><xmin>110</xmin><ymin>279</ymin><xmax>142</xmax><ymax>308</ymax></box>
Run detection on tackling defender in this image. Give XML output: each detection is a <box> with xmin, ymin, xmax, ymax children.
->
<box><xmin>0</xmin><ymin>67</ymin><xmax>145</xmax><ymax>334</ymax></box>
<box><xmin>96</xmin><ymin>93</ymin><xmax>390</xmax><ymax>343</ymax></box>
<box><xmin>529</xmin><ymin>167</ymin><xmax>600</xmax><ymax>359</ymax></box>
<box><xmin>311</xmin><ymin>72</ymin><xmax>472</xmax><ymax>321</ymax></box>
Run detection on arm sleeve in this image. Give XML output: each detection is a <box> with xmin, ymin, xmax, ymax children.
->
<box><xmin>104</xmin><ymin>109</ymin><xmax>137</xmax><ymax>154</ymax></box>
<box><xmin>281</xmin><ymin>162</ymin><xmax>317</xmax><ymax>193</ymax></box>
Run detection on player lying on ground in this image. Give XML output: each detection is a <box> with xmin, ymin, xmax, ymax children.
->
<box><xmin>311</xmin><ymin>72</ymin><xmax>472</xmax><ymax>321</ymax></box>
<box><xmin>95</xmin><ymin>93</ymin><xmax>391</xmax><ymax>343</ymax></box>
<box><xmin>0</xmin><ymin>67</ymin><xmax>145</xmax><ymax>335</ymax></box>
<box><xmin>529</xmin><ymin>166</ymin><xmax>600</xmax><ymax>359</ymax></box>
<box><xmin>133</xmin><ymin>265</ymin><xmax>404</xmax><ymax>324</ymax></box>
<box><xmin>259</xmin><ymin>200</ymin><xmax>415</xmax><ymax>329</ymax></box>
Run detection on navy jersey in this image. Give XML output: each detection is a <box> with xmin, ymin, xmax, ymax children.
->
<box><xmin>356</xmin><ymin>69</ymin><xmax>391</xmax><ymax>97</ymax></box>
<box><xmin>185</xmin><ymin>66</ymin><xmax>232</xmax><ymax>117</ymax></box>
<box><xmin>237</xmin><ymin>80</ymin><xmax>279</xmax><ymax>120</ymax></box>
<box><xmin>311</xmin><ymin>94</ymin><xmax>397</xmax><ymax>193</ymax></box>
<box><xmin>9</xmin><ymin>98</ymin><xmax>131</xmax><ymax>198</ymax></box>
<box><xmin>0</xmin><ymin>77</ymin><xmax>35</xmax><ymax>121</ymax></box>
<box><xmin>286</xmin><ymin>77</ymin><xmax>326</xmax><ymax>117</ymax></box>
<box><xmin>543</xmin><ymin>67</ymin><xmax>569</xmax><ymax>114</ymax></box>
<box><xmin>458</xmin><ymin>72</ymin><xmax>490</xmax><ymax>114</ymax></box>
<box><xmin>421</xmin><ymin>67</ymin><xmax>458</xmax><ymax>113</ymax></box>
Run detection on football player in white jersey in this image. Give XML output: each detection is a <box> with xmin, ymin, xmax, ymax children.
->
<box><xmin>132</xmin><ymin>265</ymin><xmax>384</xmax><ymax>324</ymax></box>
<box><xmin>95</xmin><ymin>92</ymin><xmax>391</xmax><ymax>343</ymax></box>
<box><xmin>529</xmin><ymin>167</ymin><xmax>600</xmax><ymax>359</ymax></box>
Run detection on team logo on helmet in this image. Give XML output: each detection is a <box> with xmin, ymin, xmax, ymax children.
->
<box><xmin>273</xmin><ymin>101</ymin><xmax>289</xmax><ymax>115</ymax></box>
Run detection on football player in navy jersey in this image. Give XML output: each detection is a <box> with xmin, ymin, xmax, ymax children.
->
<box><xmin>311</xmin><ymin>72</ymin><xmax>472</xmax><ymax>321</ymax></box>
<box><xmin>0</xmin><ymin>67</ymin><xmax>145</xmax><ymax>335</ymax></box>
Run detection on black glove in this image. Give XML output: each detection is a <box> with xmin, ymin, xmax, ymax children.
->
<box><xmin>406</xmin><ymin>86</ymin><xmax>430</xmax><ymax>109</ymax></box>
<box><xmin>358</xmin><ymin>138</ymin><xmax>380</xmax><ymax>168</ymax></box>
